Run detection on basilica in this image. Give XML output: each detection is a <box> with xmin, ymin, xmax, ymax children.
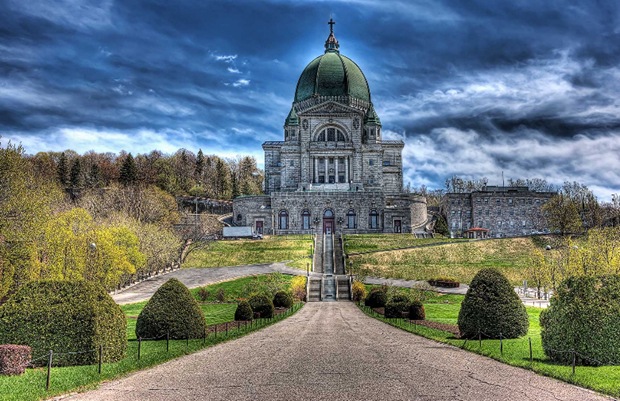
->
<box><xmin>233</xmin><ymin>20</ymin><xmax>427</xmax><ymax>235</ymax></box>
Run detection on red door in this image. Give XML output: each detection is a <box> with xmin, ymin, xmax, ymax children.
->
<box><xmin>255</xmin><ymin>221</ymin><xmax>263</xmax><ymax>234</ymax></box>
<box><xmin>323</xmin><ymin>220</ymin><xmax>334</xmax><ymax>234</ymax></box>
<box><xmin>394</xmin><ymin>220</ymin><xmax>401</xmax><ymax>233</ymax></box>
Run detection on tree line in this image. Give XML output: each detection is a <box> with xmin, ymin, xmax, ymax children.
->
<box><xmin>33</xmin><ymin>148</ymin><xmax>263</xmax><ymax>200</ymax></box>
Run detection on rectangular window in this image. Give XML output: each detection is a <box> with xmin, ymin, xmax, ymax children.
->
<box><xmin>383</xmin><ymin>160</ymin><xmax>390</xmax><ymax>166</ymax></box>
<box><xmin>369</xmin><ymin>159</ymin><xmax>374</xmax><ymax>166</ymax></box>
<box><xmin>370</xmin><ymin>215</ymin><xmax>378</xmax><ymax>229</ymax></box>
<box><xmin>302</xmin><ymin>215</ymin><xmax>310</xmax><ymax>230</ymax></box>
<box><xmin>348</xmin><ymin>215</ymin><xmax>356</xmax><ymax>229</ymax></box>
<box><xmin>289</xmin><ymin>160</ymin><xmax>294</xmax><ymax>167</ymax></box>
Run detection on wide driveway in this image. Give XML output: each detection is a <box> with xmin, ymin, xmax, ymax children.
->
<box><xmin>66</xmin><ymin>303</ymin><xmax>611</xmax><ymax>401</ymax></box>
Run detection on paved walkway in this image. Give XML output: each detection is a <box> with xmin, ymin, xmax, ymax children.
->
<box><xmin>65</xmin><ymin>303</ymin><xmax>611</xmax><ymax>401</ymax></box>
<box><xmin>112</xmin><ymin>263</ymin><xmax>304</xmax><ymax>304</ymax></box>
<box><xmin>113</xmin><ymin>265</ymin><xmax>468</xmax><ymax>304</ymax></box>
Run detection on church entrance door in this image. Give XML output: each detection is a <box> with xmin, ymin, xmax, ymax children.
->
<box><xmin>394</xmin><ymin>220</ymin><xmax>401</xmax><ymax>233</ymax></box>
<box><xmin>323</xmin><ymin>209</ymin><xmax>335</xmax><ymax>234</ymax></box>
<box><xmin>255</xmin><ymin>221</ymin><xmax>263</xmax><ymax>235</ymax></box>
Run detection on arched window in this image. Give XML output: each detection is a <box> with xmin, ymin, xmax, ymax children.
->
<box><xmin>369</xmin><ymin>209</ymin><xmax>379</xmax><ymax>229</ymax></box>
<box><xmin>279</xmin><ymin>210</ymin><xmax>289</xmax><ymax>230</ymax></box>
<box><xmin>302</xmin><ymin>210</ymin><xmax>311</xmax><ymax>230</ymax></box>
<box><xmin>236</xmin><ymin>214</ymin><xmax>242</xmax><ymax>221</ymax></box>
<box><xmin>315</xmin><ymin>127</ymin><xmax>346</xmax><ymax>142</ymax></box>
<box><xmin>347</xmin><ymin>209</ymin><xmax>356</xmax><ymax>229</ymax></box>
<box><xmin>324</xmin><ymin>209</ymin><xmax>334</xmax><ymax>218</ymax></box>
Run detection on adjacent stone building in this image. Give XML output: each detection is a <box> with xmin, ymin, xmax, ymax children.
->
<box><xmin>442</xmin><ymin>186</ymin><xmax>555</xmax><ymax>238</ymax></box>
<box><xmin>233</xmin><ymin>21</ymin><xmax>427</xmax><ymax>235</ymax></box>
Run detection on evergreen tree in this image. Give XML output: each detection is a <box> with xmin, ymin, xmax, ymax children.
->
<box><xmin>119</xmin><ymin>153</ymin><xmax>138</xmax><ymax>186</ymax></box>
<box><xmin>195</xmin><ymin>149</ymin><xmax>204</xmax><ymax>179</ymax></box>
<box><xmin>87</xmin><ymin>163</ymin><xmax>101</xmax><ymax>188</ymax></box>
<box><xmin>70</xmin><ymin>158</ymin><xmax>82</xmax><ymax>188</ymax></box>
<box><xmin>57</xmin><ymin>152</ymin><xmax>69</xmax><ymax>187</ymax></box>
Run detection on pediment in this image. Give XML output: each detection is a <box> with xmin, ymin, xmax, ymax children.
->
<box><xmin>301</xmin><ymin>101</ymin><xmax>360</xmax><ymax>116</ymax></box>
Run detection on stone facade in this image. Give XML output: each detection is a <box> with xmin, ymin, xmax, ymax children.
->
<box><xmin>233</xmin><ymin>23</ymin><xmax>427</xmax><ymax>235</ymax></box>
<box><xmin>442</xmin><ymin>186</ymin><xmax>554</xmax><ymax>238</ymax></box>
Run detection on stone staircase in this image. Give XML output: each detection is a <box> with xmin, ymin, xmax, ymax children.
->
<box><xmin>307</xmin><ymin>277</ymin><xmax>322</xmax><ymax>302</ymax></box>
<box><xmin>307</xmin><ymin>232</ymin><xmax>351</xmax><ymax>302</ymax></box>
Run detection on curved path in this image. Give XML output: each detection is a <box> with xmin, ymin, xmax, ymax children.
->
<box><xmin>113</xmin><ymin>264</ymin><xmax>467</xmax><ymax>305</ymax></box>
<box><xmin>112</xmin><ymin>263</ymin><xmax>305</xmax><ymax>304</ymax></box>
<box><xmin>67</xmin><ymin>303</ymin><xmax>611</xmax><ymax>401</ymax></box>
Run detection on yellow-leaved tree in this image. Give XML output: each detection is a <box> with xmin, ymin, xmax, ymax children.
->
<box><xmin>92</xmin><ymin>225</ymin><xmax>146</xmax><ymax>290</ymax></box>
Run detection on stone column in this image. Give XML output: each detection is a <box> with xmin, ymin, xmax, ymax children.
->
<box><xmin>345</xmin><ymin>157</ymin><xmax>349</xmax><ymax>183</ymax></box>
<box><xmin>314</xmin><ymin>157</ymin><xmax>318</xmax><ymax>183</ymax></box>
<box><xmin>335</xmin><ymin>156</ymin><xmax>339</xmax><ymax>183</ymax></box>
<box><xmin>324</xmin><ymin>158</ymin><xmax>328</xmax><ymax>182</ymax></box>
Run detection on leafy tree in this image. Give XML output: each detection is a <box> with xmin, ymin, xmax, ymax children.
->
<box><xmin>119</xmin><ymin>153</ymin><xmax>138</xmax><ymax>186</ymax></box>
<box><xmin>542</xmin><ymin>195</ymin><xmax>582</xmax><ymax>235</ymax></box>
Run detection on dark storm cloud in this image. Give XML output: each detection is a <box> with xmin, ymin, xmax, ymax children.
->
<box><xmin>1</xmin><ymin>0</ymin><xmax>619</xmax><ymax>198</ymax></box>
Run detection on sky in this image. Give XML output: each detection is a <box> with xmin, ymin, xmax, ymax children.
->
<box><xmin>1</xmin><ymin>0</ymin><xmax>620</xmax><ymax>200</ymax></box>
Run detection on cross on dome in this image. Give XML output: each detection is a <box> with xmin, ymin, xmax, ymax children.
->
<box><xmin>324</xmin><ymin>18</ymin><xmax>340</xmax><ymax>53</ymax></box>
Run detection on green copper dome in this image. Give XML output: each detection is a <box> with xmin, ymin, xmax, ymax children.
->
<box><xmin>294</xmin><ymin>21</ymin><xmax>371</xmax><ymax>103</ymax></box>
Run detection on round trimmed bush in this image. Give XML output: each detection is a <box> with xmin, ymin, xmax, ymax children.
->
<box><xmin>365</xmin><ymin>288</ymin><xmax>387</xmax><ymax>308</ymax></box>
<box><xmin>385</xmin><ymin>295</ymin><xmax>410</xmax><ymax>318</ymax></box>
<box><xmin>457</xmin><ymin>268</ymin><xmax>528</xmax><ymax>339</ymax></box>
<box><xmin>541</xmin><ymin>275</ymin><xmax>620</xmax><ymax>366</ymax></box>
<box><xmin>273</xmin><ymin>291</ymin><xmax>293</xmax><ymax>309</ymax></box>
<box><xmin>136</xmin><ymin>278</ymin><xmax>206</xmax><ymax>340</ymax></box>
<box><xmin>0</xmin><ymin>280</ymin><xmax>126</xmax><ymax>366</ymax></box>
<box><xmin>409</xmin><ymin>300</ymin><xmax>426</xmax><ymax>320</ymax></box>
<box><xmin>234</xmin><ymin>300</ymin><xmax>253</xmax><ymax>321</ymax></box>
<box><xmin>249</xmin><ymin>294</ymin><xmax>274</xmax><ymax>319</ymax></box>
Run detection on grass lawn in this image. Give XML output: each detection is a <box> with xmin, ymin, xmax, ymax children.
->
<box><xmin>183</xmin><ymin>235</ymin><xmax>313</xmax><ymax>269</ymax></box>
<box><xmin>348</xmin><ymin>236</ymin><xmax>540</xmax><ymax>285</ymax></box>
<box><xmin>0</xmin><ymin>275</ymin><xmax>302</xmax><ymax>401</ymax></box>
<box><xmin>360</xmin><ymin>294</ymin><xmax>620</xmax><ymax>398</ymax></box>
<box><xmin>344</xmin><ymin>234</ymin><xmax>460</xmax><ymax>254</ymax></box>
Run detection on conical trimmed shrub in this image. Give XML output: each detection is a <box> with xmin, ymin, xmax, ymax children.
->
<box><xmin>458</xmin><ymin>268</ymin><xmax>528</xmax><ymax>339</ymax></box>
<box><xmin>136</xmin><ymin>278</ymin><xmax>206</xmax><ymax>339</ymax></box>
<box><xmin>234</xmin><ymin>300</ymin><xmax>253</xmax><ymax>321</ymax></box>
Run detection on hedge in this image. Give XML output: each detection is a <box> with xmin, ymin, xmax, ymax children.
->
<box><xmin>0</xmin><ymin>280</ymin><xmax>126</xmax><ymax>366</ymax></box>
<box><xmin>541</xmin><ymin>275</ymin><xmax>620</xmax><ymax>366</ymax></box>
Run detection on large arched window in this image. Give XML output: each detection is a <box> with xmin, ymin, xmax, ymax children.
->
<box><xmin>324</xmin><ymin>209</ymin><xmax>334</xmax><ymax>218</ymax></box>
<box><xmin>301</xmin><ymin>210</ymin><xmax>311</xmax><ymax>230</ymax></box>
<box><xmin>369</xmin><ymin>209</ymin><xmax>379</xmax><ymax>229</ymax></box>
<box><xmin>316</xmin><ymin>127</ymin><xmax>346</xmax><ymax>142</ymax></box>
<box><xmin>279</xmin><ymin>210</ymin><xmax>289</xmax><ymax>230</ymax></box>
<box><xmin>347</xmin><ymin>209</ymin><xmax>356</xmax><ymax>229</ymax></box>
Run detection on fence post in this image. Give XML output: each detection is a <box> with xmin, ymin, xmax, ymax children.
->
<box><xmin>499</xmin><ymin>333</ymin><xmax>503</xmax><ymax>357</ymax></box>
<box><xmin>167</xmin><ymin>331</ymin><xmax>170</xmax><ymax>352</ymax></box>
<box><xmin>98</xmin><ymin>345</ymin><xmax>103</xmax><ymax>374</ymax></box>
<box><xmin>138</xmin><ymin>337</ymin><xmax>142</xmax><ymax>361</ymax></box>
<box><xmin>46</xmin><ymin>350</ymin><xmax>53</xmax><ymax>390</ymax></box>
<box><xmin>203</xmin><ymin>329</ymin><xmax>206</xmax><ymax>346</ymax></box>
<box><xmin>215</xmin><ymin>325</ymin><xmax>218</xmax><ymax>338</ymax></box>
<box><xmin>186</xmin><ymin>333</ymin><xmax>189</xmax><ymax>351</ymax></box>
<box><xmin>226</xmin><ymin>322</ymin><xmax>229</xmax><ymax>337</ymax></box>
<box><xmin>572</xmin><ymin>350</ymin><xmax>576</xmax><ymax>375</ymax></box>
<box><xmin>478</xmin><ymin>330</ymin><xmax>482</xmax><ymax>349</ymax></box>
<box><xmin>529</xmin><ymin>337</ymin><xmax>533</xmax><ymax>364</ymax></box>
